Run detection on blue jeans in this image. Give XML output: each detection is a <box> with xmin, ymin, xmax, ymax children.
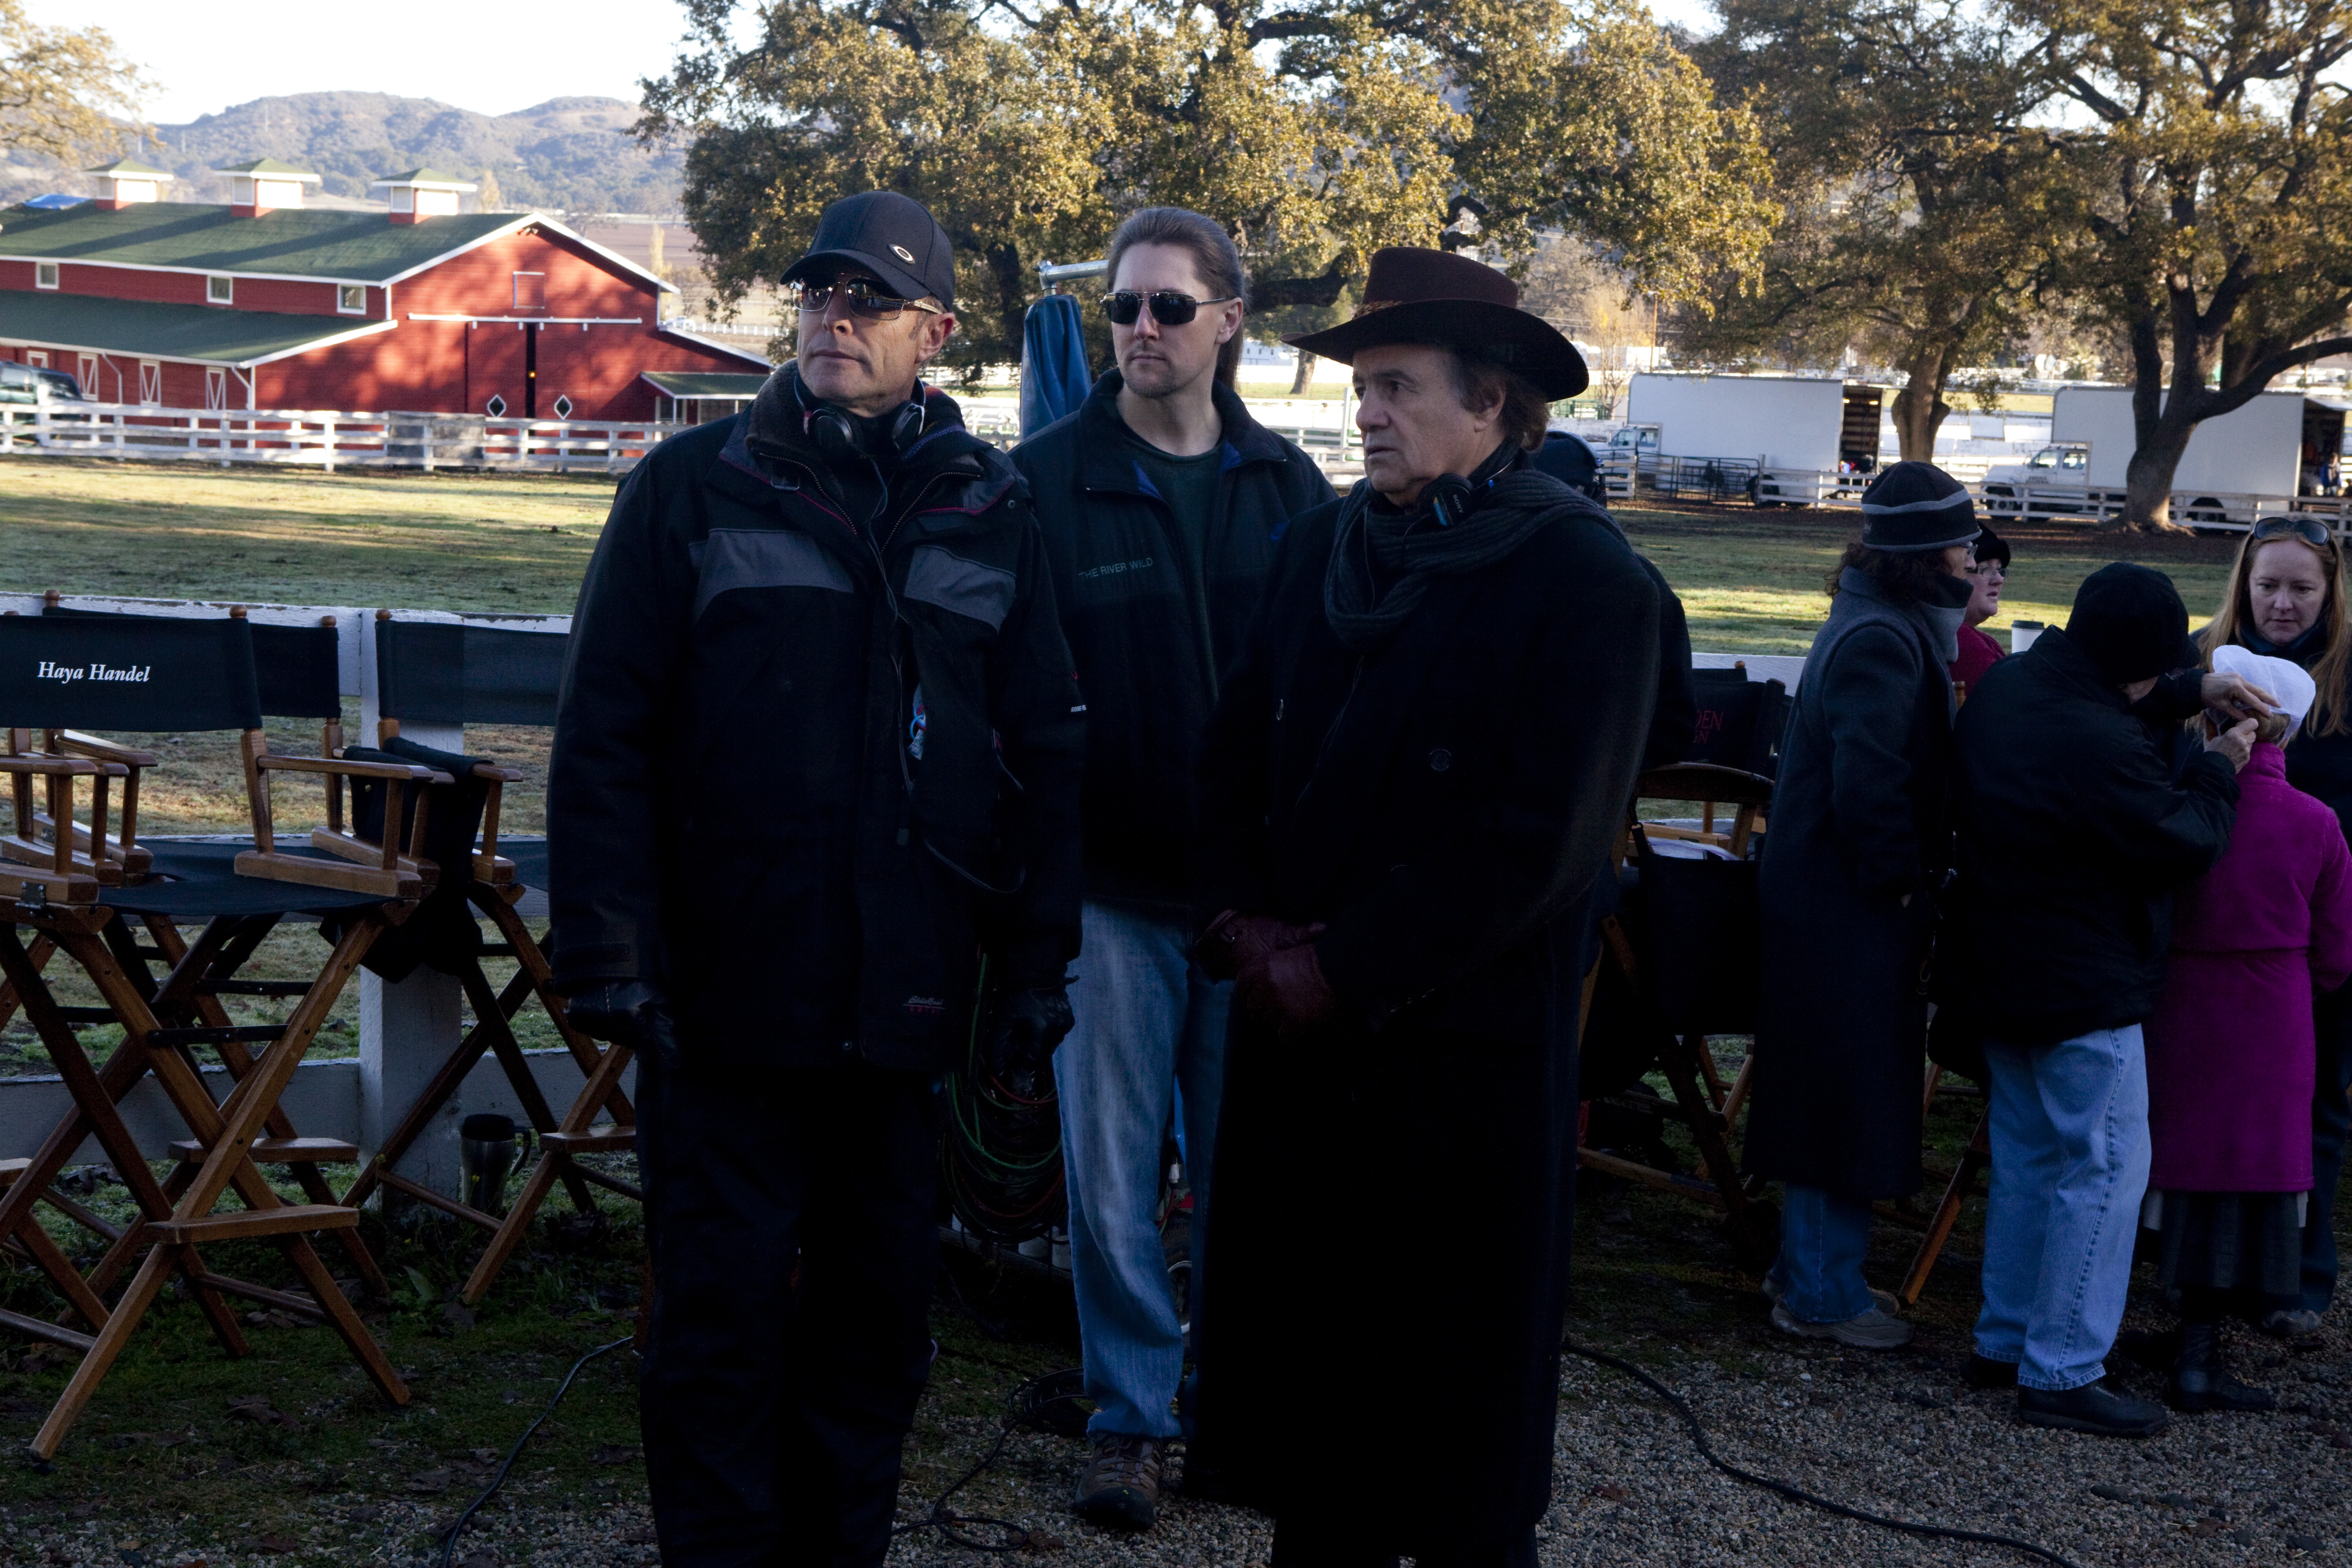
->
<box><xmin>1975</xmin><ymin>1024</ymin><xmax>2151</xmax><ymax>1392</ymax></box>
<box><xmin>1057</xmin><ymin>898</ymin><xmax>1230</xmax><ymax>1438</ymax></box>
<box><xmin>1768</xmin><ymin>1185</ymin><xmax>1876</xmax><ymax>1322</ymax></box>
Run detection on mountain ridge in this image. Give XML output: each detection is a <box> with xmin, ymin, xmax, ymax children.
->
<box><xmin>2</xmin><ymin>91</ymin><xmax>684</xmax><ymax>216</ymax></box>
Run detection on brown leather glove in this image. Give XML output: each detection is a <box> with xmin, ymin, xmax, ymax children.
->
<box><xmin>1194</xmin><ymin>909</ymin><xmax>1327</xmax><ymax>983</ymax></box>
<box><xmin>1235</xmin><ymin>941</ymin><xmax>1342</xmax><ymax>1042</ymax></box>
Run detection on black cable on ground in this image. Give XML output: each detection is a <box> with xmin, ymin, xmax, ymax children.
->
<box><xmin>437</xmin><ymin>1334</ymin><xmax>636</xmax><ymax>1568</ymax></box>
<box><xmin>1561</xmin><ymin>1338</ymin><xmax>2085</xmax><ymax>1568</ymax></box>
<box><xmin>893</xmin><ymin>1367</ymin><xmax>1089</xmax><ymax>1554</ymax></box>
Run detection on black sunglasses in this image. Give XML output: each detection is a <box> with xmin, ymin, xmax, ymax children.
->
<box><xmin>793</xmin><ymin>278</ymin><xmax>944</xmax><ymax>321</ymax></box>
<box><xmin>1099</xmin><ymin>290</ymin><xmax>1239</xmax><ymax>327</ymax></box>
<box><xmin>2251</xmin><ymin>515</ymin><xmax>2336</xmax><ymax>547</ymax></box>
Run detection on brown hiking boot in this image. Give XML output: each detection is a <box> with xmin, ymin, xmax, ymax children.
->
<box><xmin>1071</xmin><ymin>1432</ymin><xmax>1162</xmax><ymax>1529</ymax></box>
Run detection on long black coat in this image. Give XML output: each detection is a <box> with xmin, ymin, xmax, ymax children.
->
<box><xmin>1190</xmin><ymin>475</ymin><xmax>1660</xmax><ymax>1549</ymax></box>
<box><xmin>1744</xmin><ymin>570</ymin><xmax>1958</xmax><ymax>1200</ymax></box>
<box><xmin>1950</xmin><ymin>627</ymin><xmax>2239</xmax><ymax>1047</ymax></box>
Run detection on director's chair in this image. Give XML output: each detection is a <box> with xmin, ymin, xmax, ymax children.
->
<box><xmin>0</xmin><ymin>613</ymin><xmax>441</xmax><ymax>1457</ymax></box>
<box><xmin>327</xmin><ymin>612</ymin><xmax>637</xmax><ymax>1306</ymax></box>
<box><xmin>1579</xmin><ymin>761</ymin><xmax>1779</xmax><ymax>1268</ymax></box>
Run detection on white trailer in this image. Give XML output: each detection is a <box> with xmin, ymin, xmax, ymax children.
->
<box><xmin>1981</xmin><ymin>387</ymin><xmax>2347</xmax><ymax>526</ymax></box>
<box><xmin>1621</xmin><ymin>373</ymin><xmax>1885</xmax><ymax>504</ymax></box>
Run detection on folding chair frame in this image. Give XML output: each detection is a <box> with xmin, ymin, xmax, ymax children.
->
<box><xmin>0</xmin><ymin>901</ymin><xmax>410</xmax><ymax>1458</ymax></box>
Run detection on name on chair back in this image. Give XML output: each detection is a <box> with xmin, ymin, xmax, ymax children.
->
<box><xmin>36</xmin><ymin>661</ymin><xmax>151</xmax><ymax>684</ymax></box>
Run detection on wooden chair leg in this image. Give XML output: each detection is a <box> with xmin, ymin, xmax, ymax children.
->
<box><xmin>462</xmin><ymin>1033</ymin><xmax>637</xmax><ymax>1306</ymax></box>
<box><xmin>1899</xmin><ymin>1109</ymin><xmax>1991</xmax><ymax>1307</ymax></box>
<box><xmin>1720</xmin><ymin>1054</ymin><xmax>1756</xmax><ymax>1130</ymax></box>
<box><xmin>1921</xmin><ymin>1060</ymin><xmax>1945</xmax><ymax>1119</ymax></box>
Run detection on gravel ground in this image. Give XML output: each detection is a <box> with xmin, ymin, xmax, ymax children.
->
<box><xmin>7</xmin><ymin>1309</ymin><xmax>2349</xmax><ymax>1567</ymax></box>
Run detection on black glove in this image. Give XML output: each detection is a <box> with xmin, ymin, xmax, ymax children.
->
<box><xmin>981</xmin><ymin>983</ymin><xmax>1075</xmax><ymax>1101</ymax></box>
<box><xmin>563</xmin><ymin>979</ymin><xmax>682</xmax><ymax>1073</ymax></box>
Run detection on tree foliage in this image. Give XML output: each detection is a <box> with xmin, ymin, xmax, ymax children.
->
<box><xmin>0</xmin><ymin>0</ymin><xmax>151</xmax><ymax>165</ymax></box>
<box><xmin>1687</xmin><ymin>0</ymin><xmax>2065</xmax><ymax>459</ymax></box>
<box><xmin>2018</xmin><ymin>0</ymin><xmax>2352</xmax><ymax>525</ymax></box>
<box><xmin>637</xmin><ymin>0</ymin><xmax>1774</xmax><ymax>377</ymax></box>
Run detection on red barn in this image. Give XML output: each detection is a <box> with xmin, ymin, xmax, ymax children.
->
<box><xmin>0</xmin><ymin>160</ymin><xmax>769</xmax><ymax>420</ymax></box>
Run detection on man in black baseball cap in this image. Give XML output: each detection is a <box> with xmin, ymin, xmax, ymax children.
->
<box><xmin>548</xmin><ymin>188</ymin><xmax>1083</xmax><ymax>1563</ymax></box>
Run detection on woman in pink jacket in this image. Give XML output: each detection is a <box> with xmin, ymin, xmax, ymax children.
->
<box><xmin>2145</xmin><ymin>644</ymin><xmax>2352</xmax><ymax>1412</ymax></box>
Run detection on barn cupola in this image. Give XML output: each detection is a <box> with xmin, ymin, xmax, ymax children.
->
<box><xmin>370</xmin><ymin>168</ymin><xmax>479</xmax><ymax>225</ymax></box>
<box><xmin>216</xmin><ymin>158</ymin><xmax>322</xmax><ymax>217</ymax></box>
<box><xmin>85</xmin><ymin>158</ymin><xmax>174</xmax><ymax>210</ymax></box>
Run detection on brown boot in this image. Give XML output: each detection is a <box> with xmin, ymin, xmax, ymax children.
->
<box><xmin>1072</xmin><ymin>1432</ymin><xmax>1162</xmax><ymax>1529</ymax></box>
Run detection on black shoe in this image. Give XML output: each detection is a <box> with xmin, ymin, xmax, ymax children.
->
<box><xmin>2171</xmin><ymin>1321</ymin><xmax>2277</xmax><ymax>1413</ymax></box>
<box><xmin>1072</xmin><ymin>1433</ymin><xmax>1162</xmax><ymax>1529</ymax></box>
<box><xmin>2017</xmin><ymin>1378</ymin><xmax>2170</xmax><ymax>1438</ymax></box>
<box><xmin>1965</xmin><ymin>1354</ymin><xmax>2019</xmax><ymax>1390</ymax></box>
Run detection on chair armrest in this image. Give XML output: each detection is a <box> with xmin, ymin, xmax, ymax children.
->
<box><xmin>257</xmin><ymin>756</ymin><xmax>453</xmax><ymax>784</ymax></box>
<box><xmin>472</xmin><ymin>764</ymin><xmax>526</xmax><ymax>783</ymax></box>
<box><xmin>51</xmin><ymin>732</ymin><xmax>161</xmax><ymax>767</ymax></box>
<box><xmin>0</xmin><ymin>756</ymin><xmax>101</xmax><ymax>777</ymax></box>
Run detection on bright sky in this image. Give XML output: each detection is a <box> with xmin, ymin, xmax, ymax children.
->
<box><xmin>57</xmin><ymin>0</ymin><xmax>1720</xmax><ymax>126</ymax></box>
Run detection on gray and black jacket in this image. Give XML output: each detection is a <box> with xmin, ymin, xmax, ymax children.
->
<box><xmin>547</xmin><ymin>367</ymin><xmax>1085</xmax><ymax>1071</ymax></box>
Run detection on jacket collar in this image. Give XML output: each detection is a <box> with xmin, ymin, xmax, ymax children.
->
<box><xmin>2247</xmin><ymin>740</ymin><xmax>2288</xmax><ymax>782</ymax></box>
<box><xmin>1076</xmin><ymin>368</ymin><xmax>1297</xmax><ymax>495</ymax></box>
<box><xmin>2028</xmin><ymin>625</ymin><xmax>2131</xmax><ymax>711</ymax></box>
<box><xmin>713</xmin><ymin>364</ymin><xmax>995</xmax><ymax>516</ymax></box>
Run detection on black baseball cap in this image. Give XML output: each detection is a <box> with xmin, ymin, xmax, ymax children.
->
<box><xmin>781</xmin><ymin>191</ymin><xmax>956</xmax><ymax>311</ymax></box>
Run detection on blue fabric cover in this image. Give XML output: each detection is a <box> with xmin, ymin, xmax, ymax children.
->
<box><xmin>1019</xmin><ymin>294</ymin><xmax>1093</xmax><ymax>438</ymax></box>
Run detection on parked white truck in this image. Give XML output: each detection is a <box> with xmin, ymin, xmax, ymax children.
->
<box><xmin>1980</xmin><ymin>386</ymin><xmax>2347</xmax><ymax>525</ymax></box>
<box><xmin>1619</xmin><ymin>373</ymin><xmax>1885</xmax><ymax>503</ymax></box>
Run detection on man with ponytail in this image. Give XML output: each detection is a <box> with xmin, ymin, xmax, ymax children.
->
<box><xmin>1011</xmin><ymin>207</ymin><xmax>1331</xmax><ymax>1530</ymax></box>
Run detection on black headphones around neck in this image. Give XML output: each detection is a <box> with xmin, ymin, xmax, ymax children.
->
<box><xmin>1423</xmin><ymin>472</ymin><xmax>1478</xmax><ymax>530</ymax></box>
<box><xmin>802</xmin><ymin>390</ymin><xmax>928</xmax><ymax>467</ymax></box>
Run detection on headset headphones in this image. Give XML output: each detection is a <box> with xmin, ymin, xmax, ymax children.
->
<box><xmin>800</xmin><ymin>383</ymin><xmax>928</xmax><ymax>467</ymax></box>
<box><xmin>1423</xmin><ymin>472</ymin><xmax>1478</xmax><ymax>530</ymax></box>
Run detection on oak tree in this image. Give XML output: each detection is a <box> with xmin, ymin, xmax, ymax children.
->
<box><xmin>0</xmin><ymin>0</ymin><xmax>151</xmax><ymax>165</ymax></box>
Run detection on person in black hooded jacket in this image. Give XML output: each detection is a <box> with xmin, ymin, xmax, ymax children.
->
<box><xmin>546</xmin><ymin>191</ymin><xmax>1083</xmax><ymax>1566</ymax></box>
<box><xmin>1949</xmin><ymin>564</ymin><xmax>2252</xmax><ymax>1440</ymax></box>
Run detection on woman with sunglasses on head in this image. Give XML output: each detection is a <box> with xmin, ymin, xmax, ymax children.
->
<box><xmin>2197</xmin><ymin>515</ymin><xmax>2352</xmax><ymax>1337</ymax></box>
<box><xmin>1008</xmin><ymin>207</ymin><xmax>1333</xmax><ymax>1532</ymax></box>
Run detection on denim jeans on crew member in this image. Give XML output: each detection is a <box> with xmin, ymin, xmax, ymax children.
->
<box><xmin>1056</xmin><ymin>898</ymin><xmax>1230</xmax><ymax>1438</ymax></box>
<box><xmin>1767</xmin><ymin>1185</ymin><xmax>1877</xmax><ymax>1323</ymax></box>
<box><xmin>1975</xmin><ymin>1024</ymin><xmax>2152</xmax><ymax>1392</ymax></box>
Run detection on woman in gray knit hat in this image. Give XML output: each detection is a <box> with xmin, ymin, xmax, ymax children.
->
<box><xmin>1744</xmin><ymin>460</ymin><xmax>1979</xmax><ymax>1348</ymax></box>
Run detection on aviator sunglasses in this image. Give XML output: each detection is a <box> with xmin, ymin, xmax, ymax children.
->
<box><xmin>2251</xmin><ymin>515</ymin><xmax>2337</xmax><ymax>547</ymax></box>
<box><xmin>1099</xmin><ymin>289</ymin><xmax>1240</xmax><ymax>327</ymax></box>
<box><xmin>792</xmin><ymin>277</ymin><xmax>945</xmax><ymax>322</ymax></box>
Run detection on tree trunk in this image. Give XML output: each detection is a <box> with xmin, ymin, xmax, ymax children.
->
<box><xmin>1889</xmin><ymin>352</ymin><xmax>1952</xmax><ymax>463</ymax></box>
<box><xmin>2120</xmin><ymin>416</ymin><xmax>2195</xmax><ymax>529</ymax></box>
<box><xmin>1289</xmin><ymin>351</ymin><xmax>1316</xmax><ymax>397</ymax></box>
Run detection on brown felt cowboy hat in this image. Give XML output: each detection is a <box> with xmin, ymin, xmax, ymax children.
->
<box><xmin>1286</xmin><ymin>247</ymin><xmax>1589</xmax><ymax>400</ymax></box>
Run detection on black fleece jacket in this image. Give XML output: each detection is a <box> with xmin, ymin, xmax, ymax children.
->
<box><xmin>1011</xmin><ymin>371</ymin><xmax>1333</xmax><ymax>904</ymax></box>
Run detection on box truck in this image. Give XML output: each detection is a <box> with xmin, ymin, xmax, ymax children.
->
<box><xmin>1619</xmin><ymin>374</ymin><xmax>1885</xmax><ymax>503</ymax></box>
<box><xmin>1980</xmin><ymin>387</ymin><xmax>2347</xmax><ymax>524</ymax></box>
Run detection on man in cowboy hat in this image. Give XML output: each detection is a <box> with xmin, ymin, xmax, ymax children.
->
<box><xmin>1186</xmin><ymin>247</ymin><xmax>1663</xmax><ymax>1565</ymax></box>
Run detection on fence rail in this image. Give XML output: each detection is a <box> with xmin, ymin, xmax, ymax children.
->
<box><xmin>3</xmin><ymin>402</ymin><xmax>681</xmax><ymax>474</ymax></box>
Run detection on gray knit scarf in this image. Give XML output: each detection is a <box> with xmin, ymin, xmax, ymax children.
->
<box><xmin>1324</xmin><ymin>458</ymin><xmax>1619</xmax><ymax>652</ymax></box>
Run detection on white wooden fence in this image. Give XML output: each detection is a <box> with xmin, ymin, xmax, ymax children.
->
<box><xmin>2</xmin><ymin>402</ymin><xmax>678</xmax><ymax>475</ymax></box>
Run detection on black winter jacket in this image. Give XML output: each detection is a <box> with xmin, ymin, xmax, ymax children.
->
<box><xmin>1011</xmin><ymin>371</ymin><xmax>1332</xmax><ymax>902</ymax></box>
<box><xmin>546</xmin><ymin>371</ymin><xmax>1086</xmax><ymax>1071</ymax></box>
<box><xmin>1950</xmin><ymin>627</ymin><xmax>2239</xmax><ymax>1047</ymax></box>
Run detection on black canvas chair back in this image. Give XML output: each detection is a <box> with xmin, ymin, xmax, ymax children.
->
<box><xmin>0</xmin><ymin>615</ymin><xmax>263</xmax><ymax>901</ymax></box>
<box><xmin>43</xmin><ymin>604</ymin><xmax>338</xmax><ymax>724</ymax></box>
<box><xmin>1687</xmin><ymin>667</ymin><xmax>1788</xmax><ymax>779</ymax></box>
<box><xmin>0</xmin><ymin>614</ymin><xmax>261</xmax><ymax>732</ymax></box>
<box><xmin>376</xmin><ymin>618</ymin><xmax>567</xmax><ymax>730</ymax></box>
